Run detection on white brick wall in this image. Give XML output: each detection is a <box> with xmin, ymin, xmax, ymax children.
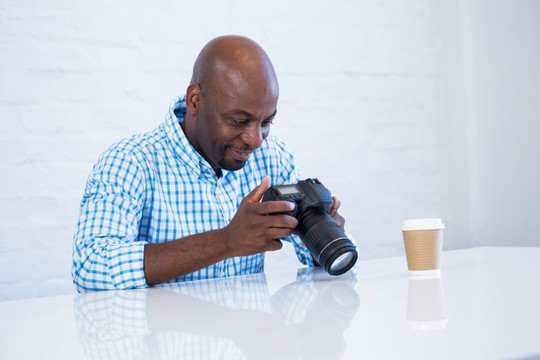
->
<box><xmin>0</xmin><ymin>0</ymin><xmax>458</xmax><ymax>300</ymax></box>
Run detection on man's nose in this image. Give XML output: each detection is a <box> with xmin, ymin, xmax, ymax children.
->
<box><xmin>241</xmin><ymin>125</ymin><xmax>264</xmax><ymax>149</ymax></box>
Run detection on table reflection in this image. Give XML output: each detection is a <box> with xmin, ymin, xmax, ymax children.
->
<box><xmin>74</xmin><ymin>268</ymin><xmax>360</xmax><ymax>360</ymax></box>
<box><xmin>406</xmin><ymin>276</ymin><xmax>448</xmax><ymax>331</ymax></box>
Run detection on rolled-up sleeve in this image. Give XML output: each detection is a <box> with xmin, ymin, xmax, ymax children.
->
<box><xmin>72</xmin><ymin>147</ymin><xmax>148</xmax><ymax>291</ymax></box>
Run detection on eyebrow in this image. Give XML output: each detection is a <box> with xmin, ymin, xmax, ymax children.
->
<box><xmin>226</xmin><ymin>109</ymin><xmax>278</xmax><ymax>120</ymax></box>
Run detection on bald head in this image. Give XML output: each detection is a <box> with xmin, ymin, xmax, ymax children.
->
<box><xmin>182</xmin><ymin>36</ymin><xmax>280</xmax><ymax>175</ymax></box>
<box><xmin>190</xmin><ymin>35</ymin><xmax>278</xmax><ymax>98</ymax></box>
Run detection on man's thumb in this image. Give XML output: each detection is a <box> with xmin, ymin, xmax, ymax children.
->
<box><xmin>245</xmin><ymin>176</ymin><xmax>270</xmax><ymax>203</ymax></box>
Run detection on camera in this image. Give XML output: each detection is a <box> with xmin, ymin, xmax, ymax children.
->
<box><xmin>262</xmin><ymin>178</ymin><xmax>358</xmax><ymax>275</ymax></box>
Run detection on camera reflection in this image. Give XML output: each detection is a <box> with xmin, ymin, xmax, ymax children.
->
<box><xmin>74</xmin><ymin>268</ymin><xmax>360</xmax><ymax>360</ymax></box>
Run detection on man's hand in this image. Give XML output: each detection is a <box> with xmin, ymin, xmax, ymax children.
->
<box><xmin>144</xmin><ymin>176</ymin><xmax>298</xmax><ymax>286</ymax></box>
<box><xmin>329</xmin><ymin>195</ymin><xmax>346</xmax><ymax>231</ymax></box>
<box><xmin>222</xmin><ymin>176</ymin><xmax>298</xmax><ymax>256</ymax></box>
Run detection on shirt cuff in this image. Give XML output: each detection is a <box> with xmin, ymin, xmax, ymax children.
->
<box><xmin>107</xmin><ymin>241</ymin><xmax>148</xmax><ymax>289</ymax></box>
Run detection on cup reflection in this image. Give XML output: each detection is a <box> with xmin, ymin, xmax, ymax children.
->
<box><xmin>74</xmin><ymin>268</ymin><xmax>360</xmax><ymax>360</ymax></box>
<box><xmin>406</xmin><ymin>275</ymin><xmax>448</xmax><ymax>331</ymax></box>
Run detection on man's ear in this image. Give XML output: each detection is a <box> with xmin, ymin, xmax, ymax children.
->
<box><xmin>186</xmin><ymin>83</ymin><xmax>202</xmax><ymax>115</ymax></box>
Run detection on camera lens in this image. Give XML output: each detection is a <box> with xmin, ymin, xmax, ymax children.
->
<box><xmin>330</xmin><ymin>252</ymin><xmax>356</xmax><ymax>274</ymax></box>
<box><xmin>296</xmin><ymin>208</ymin><xmax>358</xmax><ymax>275</ymax></box>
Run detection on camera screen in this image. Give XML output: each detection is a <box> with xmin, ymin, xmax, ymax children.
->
<box><xmin>277</xmin><ymin>185</ymin><xmax>300</xmax><ymax>195</ymax></box>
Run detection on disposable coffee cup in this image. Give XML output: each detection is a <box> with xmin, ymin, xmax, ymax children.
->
<box><xmin>402</xmin><ymin>218</ymin><xmax>444</xmax><ymax>277</ymax></box>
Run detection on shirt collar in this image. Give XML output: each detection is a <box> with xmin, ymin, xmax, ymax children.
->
<box><xmin>164</xmin><ymin>96</ymin><xmax>233</xmax><ymax>180</ymax></box>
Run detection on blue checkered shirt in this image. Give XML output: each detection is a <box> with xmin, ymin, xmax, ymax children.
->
<box><xmin>72</xmin><ymin>96</ymin><xmax>313</xmax><ymax>291</ymax></box>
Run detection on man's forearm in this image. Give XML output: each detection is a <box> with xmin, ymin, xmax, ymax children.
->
<box><xmin>143</xmin><ymin>228</ymin><xmax>233</xmax><ymax>286</ymax></box>
<box><xmin>143</xmin><ymin>177</ymin><xmax>302</xmax><ymax>286</ymax></box>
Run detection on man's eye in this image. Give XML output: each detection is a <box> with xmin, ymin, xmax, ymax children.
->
<box><xmin>231</xmin><ymin>118</ymin><xmax>249</xmax><ymax>126</ymax></box>
<box><xmin>262</xmin><ymin>119</ymin><xmax>274</xmax><ymax>127</ymax></box>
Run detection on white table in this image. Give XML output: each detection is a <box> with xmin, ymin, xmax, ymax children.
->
<box><xmin>1</xmin><ymin>247</ymin><xmax>539</xmax><ymax>359</ymax></box>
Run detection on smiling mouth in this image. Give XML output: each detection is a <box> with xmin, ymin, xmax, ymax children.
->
<box><xmin>228</xmin><ymin>147</ymin><xmax>253</xmax><ymax>161</ymax></box>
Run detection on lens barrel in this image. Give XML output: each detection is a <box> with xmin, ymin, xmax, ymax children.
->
<box><xmin>296</xmin><ymin>208</ymin><xmax>358</xmax><ymax>275</ymax></box>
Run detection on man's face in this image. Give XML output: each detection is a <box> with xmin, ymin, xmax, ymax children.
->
<box><xmin>189</xmin><ymin>73</ymin><xmax>279</xmax><ymax>174</ymax></box>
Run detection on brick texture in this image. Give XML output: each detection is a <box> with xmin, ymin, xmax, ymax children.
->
<box><xmin>1</xmin><ymin>0</ymin><xmax>443</xmax><ymax>300</ymax></box>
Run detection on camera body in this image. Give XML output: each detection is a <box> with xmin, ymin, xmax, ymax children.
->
<box><xmin>262</xmin><ymin>178</ymin><xmax>358</xmax><ymax>275</ymax></box>
<box><xmin>261</xmin><ymin>178</ymin><xmax>334</xmax><ymax>220</ymax></box>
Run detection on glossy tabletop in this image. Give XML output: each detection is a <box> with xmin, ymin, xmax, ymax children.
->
<box><xmin>1</xmin><ymin>246</ymin><xmax>539</xmax><ymax>359</ymax></box>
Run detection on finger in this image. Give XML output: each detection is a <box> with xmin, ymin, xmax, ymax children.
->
<box><xmin>244</xmin><ymin>176</ymin><xmax>270</xmax><ymax>203</ymax></box>
<box><xmin>267</xmin><ymin>214</ymin><xmax>298</xmax><ymax>229</ymax></box>
<box><xmin>266</xmin><ymin>239</ymin><xmax>283</xmax><ymax>252</ymax></box>
<box><xmin>329</xmin><ymin>196</ymin><xmax>341</xmax><ymax>216</ymax></box>
<box><xmin>266</xmin><ymin>226</ymin><xmax>296</xmax><ymax>240</ymax></box>
<box><xmin>257</xmin><ymin>200</ymin><xmax>296</xmax><ymax>215</ymax></box>
<box><xmin>333</xmin><ymin>214</ymin><xmax>345</xmax><ymax>231</ymax></box>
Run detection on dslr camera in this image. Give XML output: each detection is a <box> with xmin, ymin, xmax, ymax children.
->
<box><xmin>262</xmin><ymin>178</ymin><xmax>357</xmax><ymax>275</ymax></box>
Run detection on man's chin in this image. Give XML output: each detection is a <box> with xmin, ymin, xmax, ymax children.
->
<box><xmin>219</xmin><ymin>159</ymin><xmax>248</xmax><ymax>172</ymax></box>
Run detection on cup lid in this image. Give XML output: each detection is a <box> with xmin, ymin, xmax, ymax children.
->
<box><xmin>402</xmin><ymin>218</ymin><xmax>444</xmax><ymax>231</ymax></box>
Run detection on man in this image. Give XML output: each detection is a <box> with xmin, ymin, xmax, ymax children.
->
<box><xmin>72</xmin><ymin>35</ymin><xmax>345</xmax><ymax>291</ymax></box>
